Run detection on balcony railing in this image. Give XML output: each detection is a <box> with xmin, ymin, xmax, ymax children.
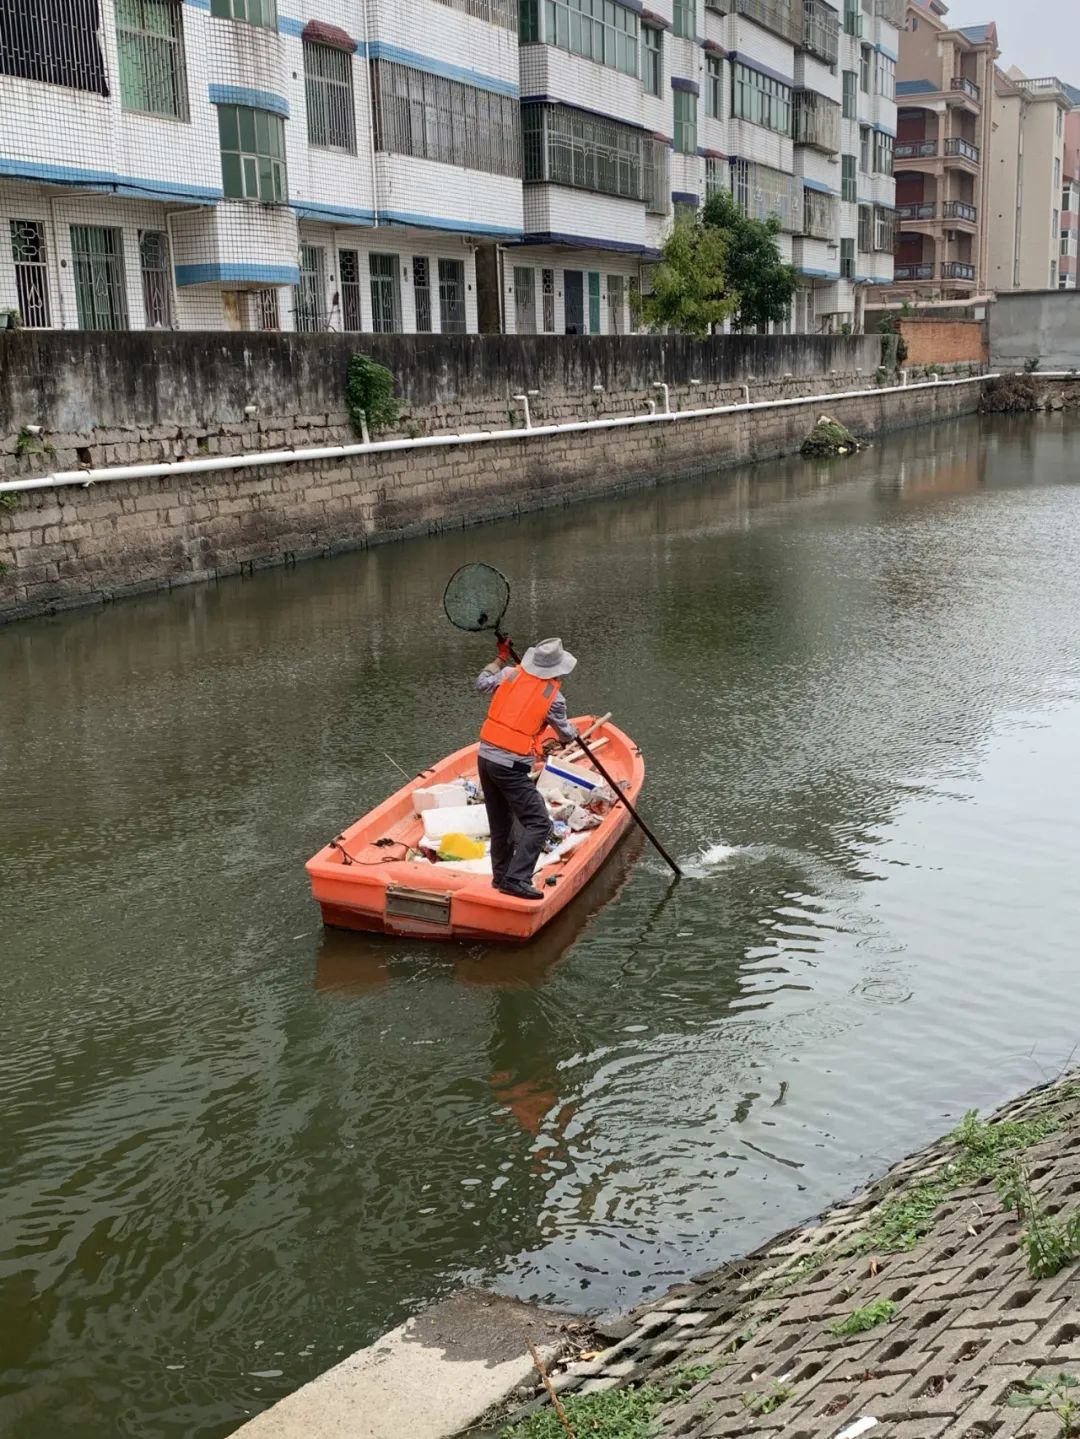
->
<box><xmin>894</xmin><ymin>264</ymin><xmax>935</xmax><ymax>280</ymax></box>
<box><xmin>793</xmin><ymin>88</ymin><xmax>841</xmax><ymax>153</ymax></box>
<box><xmin>732</xmin><ymin>0</ymin><xmax>801</xmax><ymax>44</ymax></box>
<box><xmin>950</xmin><ymin>76</ymin><xmax>980</xmax><ymax>101</ymax></box>
<box><xmin>943</xmin><ymin>200</ymin><xmax>977</xmax><ymax>223</ymax></box>
<box><xmin>896</xmin><ymin>140</ymin><xmax>938</xmax><ymax>159</ymax></box>
<box><xmin>942</xmin><ymin>261</ymin><xmax>976</xmax><ymax>280</ymax></box>
<box><xmin>801</xmin><ymin>0</ymin><xmax>839</xmax><ymax>65</ymax></box>
<box><xmin>874</xmin><ymin>0</ymin><xmax>904</xmax><ymax>24</ymax></box>
<box><xmin>944</xmin><ymin>137</ymin><xmax>980</xmax><ymax>164</ymax></box>
<box><xmin>897</xmin><ymin>202</ymin><xmax>937</xmax><ymax>220</ymax></box>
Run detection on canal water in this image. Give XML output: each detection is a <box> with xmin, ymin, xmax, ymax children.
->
<box><xmin>3</xmin><ymin>415</ymin><xmax>1080</xmax><ymax>1438</ymax></box>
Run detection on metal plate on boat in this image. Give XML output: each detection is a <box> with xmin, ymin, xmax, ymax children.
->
<box><xmin>386</xmin><ymin>885</ymin><xmax>452</xmax><ymax>926</ymax></box>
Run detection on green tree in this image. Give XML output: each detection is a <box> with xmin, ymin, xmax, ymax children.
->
<box><xmin>702</xmin><ymin>189</ymin><xmax>798</xmax><ymax>333</ymax></box>
<box><xmin>631</xmin><ymin>214</ymin><xmax>736</xmax><ymax>340</ymax></box>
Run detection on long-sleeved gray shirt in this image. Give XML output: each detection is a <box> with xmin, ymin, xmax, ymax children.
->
<box><xmin>475</xmin><ymin>664</ymin><xmax>577</xmax><ymax>767</ymax></box>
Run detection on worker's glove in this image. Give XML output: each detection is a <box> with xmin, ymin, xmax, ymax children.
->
<box><xmin>497</xmin><ymin>636</ymin><xmax>513</xmax><ymax>663</ymax></box>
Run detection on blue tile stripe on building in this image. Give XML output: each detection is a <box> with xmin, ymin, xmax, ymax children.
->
<box><xmin>207</xmin><ymin>84</ymin><xmax>290</xmax><ymax>117</ymax></box>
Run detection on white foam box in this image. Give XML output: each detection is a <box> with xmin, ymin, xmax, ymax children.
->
<box><xmin>422</xmin><ymin>805</ymin><xmax>491</xmax><ymax>841</ymax></box>
<box><xmin>413</xmin><ymin>782</ymin><xmax>469</xmax><ymax>815</ymax></box>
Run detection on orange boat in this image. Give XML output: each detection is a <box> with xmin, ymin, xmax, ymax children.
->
<box><xmin>305</xmin><ymin>717</ymin><xmax>644</xmax><ymax>942</ymax></box>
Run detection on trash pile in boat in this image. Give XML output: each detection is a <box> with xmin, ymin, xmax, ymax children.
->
<box><xmin>410</xmin><ymin>752</ymin><xmax>619</xmax><ymax>877</ymax></box>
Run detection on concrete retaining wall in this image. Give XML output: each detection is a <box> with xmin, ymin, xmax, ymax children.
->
<box><xmin>0</xmin><ymin>379</ymin><xmax>984</xmax><ymax>625</ymax></box>
<box><xmin>989</xmin><ymin>290</ymin><xmax>1080</xmax><ymax>371</ymax></box>
<box><xmin>0</xmin><ymin>331</ymin><xmax>884</xmax><ymax>480</ymax></box>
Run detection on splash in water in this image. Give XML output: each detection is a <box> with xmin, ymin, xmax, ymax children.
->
<box><xmin>682</xmin><ymin>841</ymin><xmax>742</xmax><ymax>877</ymax></box>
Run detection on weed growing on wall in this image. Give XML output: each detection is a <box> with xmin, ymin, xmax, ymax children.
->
<box><xmin>347</xmin><ymin>354</ymin><xmax>399</xmax><ymax>439</ymax></box>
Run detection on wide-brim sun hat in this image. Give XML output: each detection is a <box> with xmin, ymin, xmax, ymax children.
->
<box><xmin>521</xmin><ymin>637</ymin><xmax>577</xmax><ymax>678</ymax></box>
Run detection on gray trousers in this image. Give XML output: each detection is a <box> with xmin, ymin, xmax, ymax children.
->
<box><xmin>478</xmin><ymin>757</ymin><xmax>552</xmax><ymax>889</ymax></box>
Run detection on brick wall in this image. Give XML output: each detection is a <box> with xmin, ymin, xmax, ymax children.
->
<box><xmin>899</xmin><ymin>319</ymin><xmax>989</xmax><ymax>366</ymax></box>
<box><xmin>0</xmin><ymin>378</ymin><xmax>984</xmax><ymax>625</ymax></box>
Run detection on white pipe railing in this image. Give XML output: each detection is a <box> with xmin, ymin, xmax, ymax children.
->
<box><xmin>0</xmin><ymin>374</ymin><xmax>996</xmax><ymax>497</ymax></box>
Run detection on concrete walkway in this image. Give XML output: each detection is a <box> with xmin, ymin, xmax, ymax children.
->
<box><xmin>514</xmin><ymin>1072</ymin><xmax>1080</xmax><ymax>1439</ymax></box>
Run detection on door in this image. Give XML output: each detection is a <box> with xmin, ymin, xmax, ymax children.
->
<box><xmin>564</xmin><ymin>269</ymin><xmax>583</xmax><ymax>333</ymax></box>
<box><xmin>588</xmin><ymin>271</ymin><xmax>601</xmax><ymax>334</ymax></box>
<box><xmin>513</xmin><ymin>266</ymin><xmax>536</xmax><ymax>334</ymax></box>
<box><xmin>607</xmin><ymin>274</ymin><xmax>624</xmax><ymax>334</ymax></box>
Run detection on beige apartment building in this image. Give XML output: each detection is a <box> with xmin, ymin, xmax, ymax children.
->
<box><xmin>891</xmin><ymin>1</ymin><xmax>998</xmax><ymax>298</ymax></box>
<box><xmin>988</xmin><ymin>70</ymin><xmax>1079</xmax><ymax>292</ymax></box>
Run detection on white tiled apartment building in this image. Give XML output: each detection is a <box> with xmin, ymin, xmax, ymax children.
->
<box><xmin>0</xmin><ymin>0</ymin><xmax>897</xmax><ymax>335</ymax></box>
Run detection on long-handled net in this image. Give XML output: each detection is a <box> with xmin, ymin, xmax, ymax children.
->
<box><xmin>442</xmin><ymin>563</ymin><xmax>511</xmax><ymax>633</ymax></box>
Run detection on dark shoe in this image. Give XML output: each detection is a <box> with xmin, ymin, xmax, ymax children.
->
<box><xmin>496</xmin><ymin>881</ymin><xmax>544</xmax><ymax>901</ymax></box>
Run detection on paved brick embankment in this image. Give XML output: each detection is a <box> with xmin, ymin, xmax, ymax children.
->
<box><xmin>509</xmin><ymin>1073</ymin><xmax>1080</xmax><ymax>1439</ymax></box>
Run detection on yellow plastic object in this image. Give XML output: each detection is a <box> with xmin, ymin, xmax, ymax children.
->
<box><xmin>437</xmin><ymin>832</ymin><xmax>486</xmax><ymax>862</ymax></box>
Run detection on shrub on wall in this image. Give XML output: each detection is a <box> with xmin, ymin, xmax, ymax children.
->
<box><xmin>347</xmin><ymin>354</ymin><xmax>399</xmax><ymax>439</ymax></box>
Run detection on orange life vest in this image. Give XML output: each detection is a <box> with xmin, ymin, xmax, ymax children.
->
<box><xmin>480</xmin><ymin>668</ymin><xmax>561</xmax><ymax>758</ymax></box>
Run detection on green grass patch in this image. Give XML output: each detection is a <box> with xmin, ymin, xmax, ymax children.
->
<box><xmin>744</xmin><ymin>1381</ymin><xmax>795</xmax><ymax>1414</ymax></box>
<box><xmin>829</xmin><ymin>1298</ymin><xmax>897</xmax><ymax>1336</ymax></box>
<box><xmin>500</xmin><ymin>1384</ymin><xmax>661</xmax><ymax>1439</ymax></box>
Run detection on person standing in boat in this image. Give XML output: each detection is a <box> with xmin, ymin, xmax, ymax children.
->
<box><xmin>476</xmin><ymin>638</ymin><xmax>578</xmax><ymax>902</ymax></box>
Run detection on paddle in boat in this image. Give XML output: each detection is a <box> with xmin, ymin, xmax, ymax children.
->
<box><xmin>305</xmin><ymin>717</ymin><xmax>645</xmax><ymax>942</ymax></box>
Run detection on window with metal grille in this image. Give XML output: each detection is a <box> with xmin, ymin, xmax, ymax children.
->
<box><xmin>842</xmin><ymin>69</ymin><xmax>856</xmax><ymax>119</ymax></box>
<box><xmin>643</xmin><ymin>136</ymin><xmax>668</xmax><ymax>214</ymax></box>
<box><xmin>672</xmin><ymin>0</ymin><xmax>693</xmax><ymax>38</ymax></box>
<box><xmin>840</xmin><ymin>237</ymin><xmax>855</xmax><ymax>278</ymax></box>
<box><xmin>541</xmin><ymin>267</ymin><xmax>555</xmax><ymax>332</ymax></box>
<box><xmin>294</xmin><ymin>245</ymin><xmax>326</xmax><ymax>331</ymax></box>
<box><xmin>859</xmin><ymin>44</ymin><xmax>870</xmax><ymax>91</ymax></box>
<box><xmin>539</xmin><ymin>0</ymin><xmax>639</xmax><ymax>71</ymax></box>
<box><xmin>673</xmin><ymin>89</ymin><xmax>697</xmax><ymax>155</ymax></box>
<box><xmin>872</xmin><ymin>130</ymin><xmax>893</xmax><ymax>176</ymax></box>
<box><xmin>858</xmin><ymin>202</ymin><xmax>872</xmax><ymax>251</ymax></box>
<box><xmin>730</xmin><ymin>158</ymin><xmax>801</xmax><ymax>231</ymax></box>
<box><xmin>304</xmin><ymin>41</ymin><xmax>355</xmax><ymax>152</ymax></box>
<box><xmin>642</xmin><ymin>25</ymin><xmax>661</xmax><ymax>97</ymax></box>
<box><xmin>513</xmin><ymin>266</ymin><xmax>536</xmax><ymax>333</ymax></box>
<box><xmin>338</xmin><ymin>249</ymin><xmax>363</xmax><ymax>330</ymax></box>
<box><xmin>843</xmin><ymin>1</ymin><xmax>861</xmax><ymax>35</ymax></box>
<box><xmin>522</xmin><ymin>104</ymin><xmax>643</xmax><ymax>200</ymax></box>
<box><xmin>369</xmin><ymin>253</ymin><xmax>401</xmax><ymax>333</ymax></box>
<box><xmin>705</xmin><ymin>155</ymin><xmax>727</xmax><ymax>197</ymax></box>
<box><xmin>209</xmin><ymin>0</ymin><xmax>276</xmax><ymax>27</ymax></box>
<box><xmin>116</xmin><ymin>0</ymin><xmax>187</xmax><ymax>118</ymax></box>
<box><xmin>802</xmin><ymin>187</ymin><xmax>836</xmax><ymax>240</ymax></box>
<box><xmin>138</xmin><ymin>229</ymin><xmax>173</xmax><ymax>327</ymax></box>
<box><xmin>874</xmin><ymin>51</ymin><xmax>894</xmax><ymax>99</ymax></box>
<box><xmin>0</xmin><ymin>0</ymin><xmax>109</xmax><ymax>94</ymax></box>
<box><xmin>255</xmin><ymin>288</ymin><xmax>279</xmax><ymax>330</ymax></box>
<box><xmin>706</xmin><ymin>55</ymin><xmax>722</xmax><ymax>118</ymax></box>
<box><xmin>733</xmin><ymin>63</ymin><xmax>791</xmax><ymax>136</ymax></box>
<box><xmin>873</xmin><ymin>206</ymin><xmax>894</xmax><ymax>251</ymax></box>
<box><xmin>434</xmin><ymin>0</ymin><xmax>517</xmax><ymax>28</ymax></box>
<box><xmin>10</xmin><ymin>219</ymin><xmax>50</xmax><ymax>328</ymax></box>
<box><xmin>370</xmin><ymin>61</ymin><xmax>521</xmax><ymax>177</ymax></box>
<box><xmin>860</xmin><ymin>124</ymin><xmax>871</xmax><ymax>172</ymax></box>
<box><xmin>438</xmin><ymin>259</ymin><xmax>466</xmax><ymax>334</ymax></box>
<box><xmin>841</xmin><ymin>153</ymin><xmax>856</xmax><ymax>202</ymax></box>
<box><xmin>217</xmin><ymin>104</ymin><xmax>287</xmax><ymax>202</ymax></box>
<box><xmin>70</xmin><ymin>226</ymin><xmax>129</xmax><ymax>330</ymax></box>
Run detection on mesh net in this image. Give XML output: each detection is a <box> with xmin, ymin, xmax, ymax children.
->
<box><xmin>443</xmin><ymin>564</ymin><xmax>510</xmax><ymax>632</ymax></box>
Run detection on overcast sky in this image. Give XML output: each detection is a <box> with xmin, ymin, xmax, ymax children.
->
<box><xmin>937</xmin><ymin>0</ymin><xmax>1079</xmax><ymax>82</ymax></box>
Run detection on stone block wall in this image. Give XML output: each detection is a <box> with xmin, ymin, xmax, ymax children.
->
<box><xmin>0</xmin><ymin>379</ymin><xmax>985</xmax><ymax>624</ymax></box>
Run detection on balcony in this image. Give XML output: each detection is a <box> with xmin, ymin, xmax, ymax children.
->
<box><xmin>942</xmin><ymin>261</ymin><xmax>975</xmax><ymax>280</ymax></box>
<box><xmin>950</xmin><ymin>76</ymin><xmax>980</xmax><ymax>102</ymax></box>
<box><xmin>896</xmin><ymin>140</ymin><xmax>938</xmax><ymax>160</ymax></box>
<box><xmin>894</xmin><ymin>264</ymin><xmax>935</xmax><ymax>280</ymax></box>
<box><xmin>944</xmin><ymin>137</ymin><xmax>980</xmax><ymax>165</ymax></box>
<box><xmin>793</xmin><ymin>88</ymin><xmax>841</xmax><ymax>153</ymax></box>
<box><xmin>897</xmin><ymin>202</ymin><xmax>937</xmax><ymax>220</ymax></box>
<box><xmin>943</xmin><ymin>200</ymin><xmax>977</xmax><ymax>224</ymax></box>
<box><xmin>731</xmin><ymin>0</ymin><xmax>802</xmax><ymax>44</ymax></box>
<box><xmin>801</xmin><ymin>0</ymin><xmax>839</xmax><ymax>65</ymax></box>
